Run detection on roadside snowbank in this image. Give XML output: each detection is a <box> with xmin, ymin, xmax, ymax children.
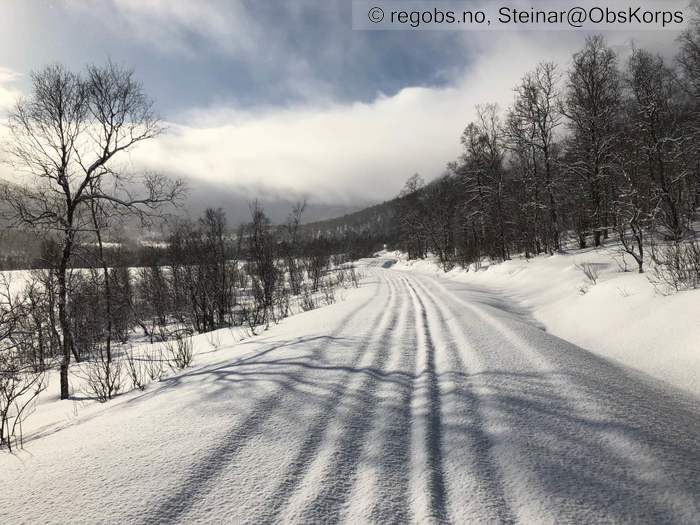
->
<box><xmin>389</xmin><ymin>248</ymin><xmax>700</xmax><ymax>397</ymax></box>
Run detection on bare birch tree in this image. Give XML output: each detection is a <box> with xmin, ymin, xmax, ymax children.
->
<box><xmin>506</xmin><ymin>62</ymin><xmax>562</xmax><ymax>252</ymax></box>
<box><xmin>563</xmin><ymin>36</ymin><xmax>622</xmax><ymax>247</ymax></box>
<box><xmin>2</xmin><ymin>62</ymin><xmax>183</xmax><ymax>399</ymax></box>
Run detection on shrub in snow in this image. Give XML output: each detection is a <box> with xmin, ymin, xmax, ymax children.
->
<box><xmin>144</xmin><ymin>346</ymin><xmax>167</xmax><ymax>383</ymax></box>
<box><xmin>205</xmin><ymin>330</ymin><xmax>222</xmax><ymax>351</ymax></box>
<box><xmin>82</xmin><ymin>353</ymin><xmax>123</xmax><ymax>403</ymax></box>
<box><xmin>0</xmin><ymin>277</ymin><xmax>48</xmax><ymax>450</ymax></box>
<box><xmin>274</xmin><ymin>287</ymin><xmax>291</xmax><ymax>321</ymax></box>
<box><xmin>165</xmin><ymin>329</ymin><xmax>194</xmax><ymax>371</ymax></box>
<box><xmin>306</xmin><ymin>253</ymin><xmax>330</xmax><ymax>292</ymax></box>
<box><xmin>649</xmin><ymin>240</ymin><xmax>700</xmax><ymax>294</ymax></box>
<box><xmin>348</xmin><ymin>266</ymin><xmax>359</xmax><ymax>288</ymax></box>
<box><xmin>0</xmin><ymin>351</ymin><xmax>46</xmax><ymax>451</ymax></box>
<box><xmin>300</xmin><ymin>286</ymin><xmax>317</xmax><ymax>312</ymax></box>
<box><xmin>125</xmin><ymin>346</ymin><xmax>152</xmax><ymax>391</ymax></box>
<box><xmin>575</xmin><ymin>263</ymin><xmax>600</xmax><ymax>285</ymax></box>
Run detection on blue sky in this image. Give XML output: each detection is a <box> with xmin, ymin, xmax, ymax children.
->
<box><xmin>0</xmin><ymin>0</ymin><xmax>688</xmax><ymax>213</ymax></box>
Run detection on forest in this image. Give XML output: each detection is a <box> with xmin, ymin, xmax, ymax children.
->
<box><xmin>395</xmin><ymin>32</ymin><xmax>700</xmax><ymax>288</ymax></box>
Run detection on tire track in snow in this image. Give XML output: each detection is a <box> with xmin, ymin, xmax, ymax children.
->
<box><xmin>357</xmin><ymin>276</ymin><xmax>418</xmax><ymax>525</ymax></box>
<box><xmin>408</xmin><ymin>276</ymin><xmax>516</xmax><ymax>524</ymax></box>
<box><xmin>405</xmin><ymin>279</ymin><xmax>449</xmax><ymax>523</ymax></box>
<box><xmin>140</xmin><ymin>270</ymin><xmax>391</xmax><ymax>524</ymax></box>
<box><xmin>254</xmin><ymin>272</ymin><xmax>401</xmax><ymax>524</ymax></box>
<box><xmin>291</xmin><ymin>273</ymin><xmax>410</xmax><ymax>523</ymax></box>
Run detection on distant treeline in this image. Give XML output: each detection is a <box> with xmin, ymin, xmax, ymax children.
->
<box><xmin>0</xmin><ymin>220</ymin><xmax>388</xmax><ymax>272</ymax></box>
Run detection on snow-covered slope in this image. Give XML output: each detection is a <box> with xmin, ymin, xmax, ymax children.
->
<box><xmin>391</xmin><ymin>247</ymin><xmax>700</xmax><ymax>397</ymax></box>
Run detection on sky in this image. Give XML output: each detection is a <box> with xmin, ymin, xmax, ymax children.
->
<box><xmin>0</xmin><ymin>0</ymin><xmax>691</xmax><ymax>221</ymax></box>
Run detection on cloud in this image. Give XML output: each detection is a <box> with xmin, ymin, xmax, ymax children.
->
<box><xmin>128</xmin><ymin>26</ymin><xmax>682</xmax><ymax>205</ymax></box>
<box><xmin>0</xmin><ymin>67</ymin><xmax>21</xmax><ymax>184</ymax></box>
<box><xmin>0</xmin><ymin>67</ymin><xmax>21</xmax><ymax>115</ymax></box>
<box><xmin>60</xmin><ymin>0</ymin><xmax>348</xmax><ymax>105</ymax></box>
<box><xmin>65</xmin><ymin>0</ymin><xmax>261</xmax><ymax>57</ymax></box>
<box><xmin>127</xmin><ymin>34</ymin><xmax>560</xmax><ymax>203</ymax></box>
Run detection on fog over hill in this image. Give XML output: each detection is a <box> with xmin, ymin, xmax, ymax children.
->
<box><xmin>182</xmin><ymin>180</ymin><xmax>374</xmax><ymax>225</ymax></box>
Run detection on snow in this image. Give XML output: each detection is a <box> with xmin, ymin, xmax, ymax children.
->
<box><xmin>1</xmin><ymin>277</ymin><xmax>377</xmax><ymax>522</ymax></box>
<box><xmin>391</xmin><ymin>247</ymin><xmax>700</xmax><ymax>398</ymax></box>
<box><xmin>1</xmin><ymin>259</ymin><xmax>699</xmax><ymax>523</ymax></box>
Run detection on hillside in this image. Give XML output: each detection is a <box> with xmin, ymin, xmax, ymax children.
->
<box><xmin>301</xmin><ymin>198</ymin><xmax>398</xmax><ymax>240</ymax></box>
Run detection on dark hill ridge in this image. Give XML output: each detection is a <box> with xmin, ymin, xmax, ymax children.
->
<box><xmin>301</xmin><ymin>198</ymin><xmax>398</xmax><ymax>239</ymax></box>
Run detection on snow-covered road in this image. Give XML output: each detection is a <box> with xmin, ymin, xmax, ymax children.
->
<box><xmin>3</xmin><ymin>261</ymin><xmax>700</xmax><ymax>524</ymax></box>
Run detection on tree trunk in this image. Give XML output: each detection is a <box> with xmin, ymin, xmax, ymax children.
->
<box><xmin>91</xmin><ymin>200</ymin><xmax>112</xmax><ymax>363</ymax></box>
<box><xmin>57</xmin><ymin>228</ymin><xmax>75</xmax><ymax>400</ymax></box>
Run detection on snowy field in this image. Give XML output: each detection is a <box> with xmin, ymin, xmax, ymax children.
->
<box><xmin>1</xmin><ymin>258</ymin><xmax>699</xmax><ymax>524</ymax></box>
